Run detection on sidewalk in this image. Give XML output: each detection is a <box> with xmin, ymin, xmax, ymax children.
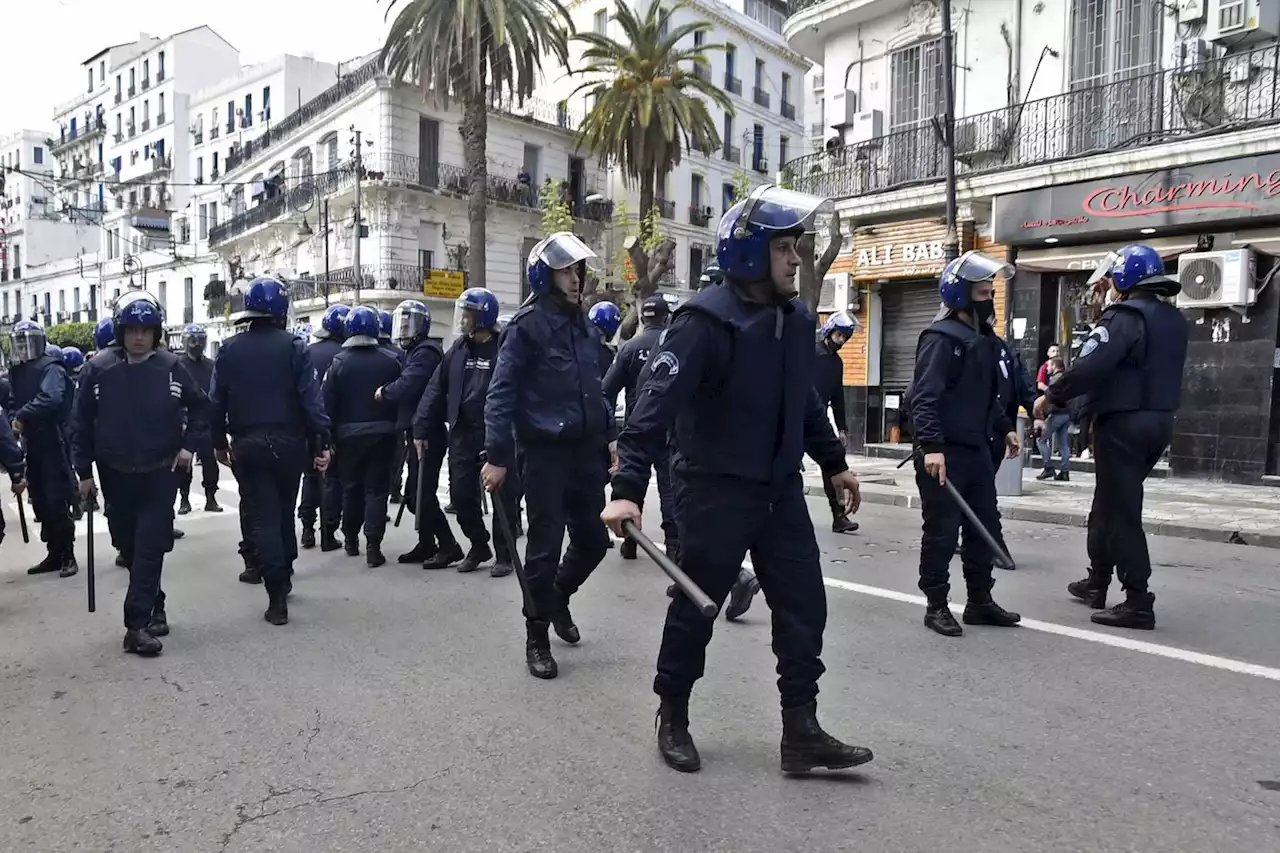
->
<box><xmin>802</xmin><ymin>454</ymin><xmax>1280</xmax><ymax>550</ymax></box>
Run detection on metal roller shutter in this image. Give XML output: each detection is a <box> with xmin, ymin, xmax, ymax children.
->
<box><xmin>879</xmin><ymin>280</ymin><xmax>942</xmax><ymax>388</ymax></box>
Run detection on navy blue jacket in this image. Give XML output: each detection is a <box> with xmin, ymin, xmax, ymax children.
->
<box><xmin>415</xmin><ymin>334</ymin><xmax>498</xmax><ymax>437</ymax></box>
<box><xmin>484</xmin><ymin>294</ymin><xmax>616</xmax><ymax>468</ymax></box>
<box><xmin>1046</xmin><ymin>294</ymin><xmax>1188</xmax><ymax>417</ymax></box>
<box><xmin>10</xmin><ymin>355</ymin><xmax>71</xmax><ymax>431</ymax></box>
<box><xmin>0</xmin><ymin>376</ymin><xmax>11</xmax><ymax>412</ymax></box>
<box><xmin>611</xmin><ymin>281</ymin><xmax>847</xmax><ymax>504</ymax></box>
<box><xmin>908</xmin><ymin>316</ymin><xmax>1010</xmax><ymax>454</ymax></box>
<box><xmin>210</xmin><ymin>320</ymin><xmax>331</xmax><ymax>452</ymax></box>
<box><xmin>380</xmin><ymin>341</ymin><xmax>406</xmax><ymax>365</ymax></box>
<box><xmin>0</xmin><ymin>408</ymin><xmax>24</xmax><ymax>482</ymax></box>
<box><xmin>381</xmin><ymin>338</ymin><xmax>443</xmax><ymax>431</ymax></box>
<box><xmin>597</xmin><ymin>342</ymin><xmax>615</xmax><ymax>380</ymax></box>
<box><xmin>322</xmin><ymin>344</ymin><xmax>402</xmax><ymax>440</ymax></box>
<box><xmin>307</xmin><ymin>338</ymin><xmax>344</xmax><ymax>381</ymax></box>
<box><xmin>179</xmin><ymin>352</ymin><xmax>215</xmax><ymax>394</ymax></box>
<box><xmin>603</xmin><ymin>323</ymin><xmax>663</xmax><ymax>417</ymax></box>
<box><xmin>814</xmin><ymin>341</ymin><xmax>847</xmax><ymax>432</ymax></box>
<box><xmin>72</xmin><ymin>348</ymin><xmax>209</xmax><ymax>477</ymax></box>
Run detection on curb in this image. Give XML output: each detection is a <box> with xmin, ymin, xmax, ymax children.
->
<box><xmin>801</xmin><ymin>484</ymin><xmax>1280</xmax><ymax>550</ymax></box>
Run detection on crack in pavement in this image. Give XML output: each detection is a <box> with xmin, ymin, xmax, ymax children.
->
<box><xmin>301</xmin><ymin>709</ymin><xmax>322</xmax><ymax>762</ymax></box>
<box><xmin>216</xmin><ymin>771</ymin><xmax>448</xmax><ymax>852</ymax></box>
<box><xmin>158</xmin><ymin>674</ymin><xmax>186</xmax><ymax>694</ymax></box>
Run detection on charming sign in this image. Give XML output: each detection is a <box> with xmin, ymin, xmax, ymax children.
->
<box><xmin>992</xmin><ymin>153</ymin><xmax>1280</xmax><ymax>243</ymax></box>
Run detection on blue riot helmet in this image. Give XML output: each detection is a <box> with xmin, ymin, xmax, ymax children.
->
<box><xmin>716</xmin><ymin>185</ymin><xmax>833</xmax><ymax>285</ymax></box>
<box><xmin>114</xmin><ymin>291</ymin><xmax>166</xmax><ymax>348</ymax></box>
<box><xmin>640</xmin><ymin>294</ymin><xmax>671</xmax><ymax>327</ymax></box>
<box><xmin>588</xmin><ymin>301</ymin><xmax>622</xmax><ymax>338</ymax></box>
<box><xmin>391</xmin><ymin>299</ymin><xmax>432</xmax><ymax>345</ymax></box>
<box><xmin>820</xmin><ymin>310</ymin><xmax>859</xmax><ymax>349</ymax></box>
<box><xmin>377</xmin><ymin>309</ymin><xmax>393</xmax><ymax>342</ymax></box>
<box><xmin>242</xmin><ymin>275</ymin><xmax>290</xmax><ymax>321</ymax></box>
<box><xmin>61</xmin><ymin>346</ymin><xmax>85</xmax><ymax>372</ymax></box>
<box><xmin>698</xmin><ymin>263</ymin><xmax>723</xmax><ymax>289</ymax></box>
<box><xmin>183</xmin><ymin>323</ymin><xmax>208</xmax><ymax>355</ymax></box>
<box><xmin>1086</xmin><ymin>243</ymin><xmax>1180</xmax><ymax>295</ymax></box>
<box><xmin>456</xmin><ymin>287</ymin><xmax>500</xmax><ymax>335</ymax></box>
<box><xmin>342</xmin><ymin>305</ymin><xmax>382</xmax><ymax>347</ymax></box>
<box><xmin>93</xmin><ymin>316</ymin><xmax>116</xmax><ymax>349</ymax></box>
<box><xmin>293</xmin><ymin>322</ymin><xmax>313</xmax><ymax>343</ymax></box>
<box><xmin>318</xmin><ymin>303</ymin><xmax>352</xmax><ymax>340</ymax></box>
<box><xmin>46</xmin><ymin>344</ymin><xmax>64</xmax><ymax>361</ymax></box>
<box><xmin>938</xmin><ymin>250</ymin><xmax>1015</xmax><ymax>311</ymax></box>
<box><xmin>8</xmin><ymin>320</ymin><xmax>48</xmax><ymax>364</ymax></box>
<box><xmin>526</xmin><ymin>231</ymin><xmax>600</xmax><ymax>296</ymax></box>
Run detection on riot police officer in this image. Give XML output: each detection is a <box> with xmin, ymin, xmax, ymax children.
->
<box><xmin>322</xmin><ymin>306</ymin><xmax>402</xmax><ymax>567</ymax></box>
<box><xmin>602</xmin><ymin>295</ymin><xmax>678</xmax><ymax>562</ymax></box>
<box><xmin>61</xmin><ymin>346</ymin><xmax>86</xmax><ymax>381</ymax></box>
<box><xmin>815</xmin><ymin>311</ymin><xmax>859</xmax><ymax>534</ymax></box>
<box><xmin>72</xmin><ymin>293</ymin><xmax>209</xmax><ymax>656</ymax></box>
<box><xmin>416</xmin><ymin>288</ymin><xmax>515</xmax><ymax>576</ymax></box>
<box><xmin>210</xmin><ymin>277</ymin><xmax>331</xmax><ymax>626</ymax></box>
<box><xmin>908</xmin><ymin>251</ymin><xmax>1023</xmax><ymax>637</ymax></box>
<box><xmin>601</xmin><ymin>185</ymin><xmax>872</xmax><ymax>775</ymax></box>
<box><xmin>482</xmin><ymin>232</ymin><xmax>615</xmax><ymax>680</ymax></box>
<box><xmin>7</xmin><ymin>320</ymin><xmax>78</xmax><ymax>578</ymax></box>
<box><xmin>377</xmin><ymin>309</ymin><xmax>405</xmax><ymax>361</ymax></box>
<box><xmin>587</xmin><ymin>301</ymin><xmax>621</xmax><ymax>377</ymax></box>
<box><xmin>298</xmin><ymin>304</ymin><xmax>349</xmax><ymax>551</ymax></box>
<box><xmin>176</xmin><ymin>324</ymin><xmax>222</xmax><ymax>515</ymax></box>
<box><xmin>1037</xmin><ymin>243</ymin><xmax>1188</xmax><ymax>630</ymax></box>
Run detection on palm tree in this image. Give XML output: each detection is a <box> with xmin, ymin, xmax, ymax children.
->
<box><xmin>572</xmin><ymin>2</ymin><xmax>731</xmax><ymax>306</ymax></box>
<box><xmin>379</xmin><ymin>0</ymin><xmax>573</xmax><ymax>291</ymax></box>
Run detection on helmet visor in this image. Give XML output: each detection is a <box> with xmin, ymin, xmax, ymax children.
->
<box><xmin>825</xmin><ymin>310</ymin><xmax>859</xmax><ymax>332</ymax></box>
<box><xmin>735</xmin><ymin>185</ymin><xmax>835</xmax><ymax>236</ymax></box>
<box><xmin>528</xmin><ymin>232</ymin><xmax>601</xmax><ymax>272</ymax></box>
<box><xmin>455</xmin><ymin>306</ymin><xmax>481</xmax><ymax>337</ymax></box>
<box><xmin>953</xmin><ymin>250</ymin><xmax>1014</xmax><ymax>283</ymax></box>
<box><xmin>393</xmin><ymin>303</ymin><xmax>429</xmax><ymax>342</ymax></box>
<box><xmin>10</xmin><ymin>330</ymin><xmax>45</xmax><ymax>363</ymax></box>
<box><xmin>1086</xmin><ymin>251</ymin><xmax>1121</xmax><ymax>287</ymax></box>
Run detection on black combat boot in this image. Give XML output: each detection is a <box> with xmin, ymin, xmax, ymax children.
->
<box><xmin>422</xmin><ymin>542</ymin><xmax>464</xmax><ymax>570</ymax></box>
<box><xmin>343</xmin><ymin>536</ymin><xmax>360</xmax><ymax>557</ymax></box>
<box><xmin>1068</xmin><ymin>569</ymin><xmax>1109</xmax><ymax>609</ymax></box>
<box><xmin>239</xmin><ymin>566</ymin><xmax>262</xmax><ymax>584</ymax></box>
<box><xmin>456</xmin><ymin>543</ymin><xmax>493</xmax><ymax>574</ymax></box>
<box><xmin>832</xmin><ymin>514</ymin><xmax>859</xmax><ymax>534</ymax></box>
<box><xmin>525</xmin><ymin>620</ymin><xmax>558</xmax><ymax>679</ymax></box>
<box><xmin>366</xmin><ymin>542</ymin><xmax>386</xmax><ymax>568</ymax></box>
<box><xmin>319</xmin><ymin>528</ymin><xmax>341</xmax><ymax>552</ymax></box>
<box><xmin>147</xmin><ymin>609</ymin><xmax>170</xmax><ymax>637</ymax></box>
<box><xmin>27</xmin><ymin>551</ymin><xmax>60</xmax><ymax>575</ymax></box>
<box><xmin>178</xmin><ymin>493</ymin><xmax>192</xmax><ymax>515</ymax></box>
<box><xmin>397</xmin><ymin>542</ymin><xmax>435</xmax><ymax>564</ymax></box>
<box><xmin>655</xmin><ymin>695</ymin><xmax>701</xmax><ymax>772</ymax></box>
<box><xmin>619</xmin><ymin>538</ymin><xmax>638</xmax><ymax>560</ymax></box>
<box><xmin>490</xmin><ymin>560</ymin><xmax>513</xmax><ymax>578</ymax></box>
<box><xmin>780</xmin><ymin>701</ymin><xmax>875</xmax><ymax>774</ymax></box>
<box><xmin>1054</xmin><ymin>471</ymin><xmax>1070</xmax><ymax>482</ymax></box>
<box><xmin>962</xmin><ymin>579</ymin><xmax>1022</xmax><ymax>628</ymax></box>
<box><xmin>123</xmin><ymin>629</ymin><xmax>163</xmax><ymax>656</ymax></box>
<box><xmin>1091</xmin><ymin>591</ymin><xmax>1155</xmax><ymax>630</ymax></box>
<box><xmin>724</xmin><ymin>568</ymin><xmax>760</xmax><ymax>621</ymax></box>
<box><xmin>923</xmin><ymin>584</ymin><xmax>962</xmax><ymax>636</ymax></box>
<box><xmin>115</xmin><ymin>553</ymin><xmax>131</xmax><ymax>569</ymax></box>
<box><xmin>59</xmin><ymin>550</ymin><xmax>79</xmax><ymax>578</ymax></box>
<box><xmin>173</xmin><ymin>528</ymin><xmax>185</xmax><ymax>540</ymax></box>
<box><xmin>666</xmin><ymin>543</ymin><xmax>681</xmax><ymax>565</ymax></box>
<box><xmin>264</xmin><ymin>591</ymin><xmax>289</xmax><ymax>626</ymax></box>
<box><xmin>551</xmin><ymin>583</ymin><xmax>580</xmax><ymax>644</ymax></box>
<box><xmin>300</xmin><ymin>526</ymin><xmax>316</xmax><ymax>549</ymax></box>
<box><xmin>1036</xmin><ymin>468</ymin><xmax>1054</xmax><ymax>481</ymax></box>
<box><xmin>204</xmin><ymin>490</ymin><xmax>222</xmax><ymax>513</ymax></box>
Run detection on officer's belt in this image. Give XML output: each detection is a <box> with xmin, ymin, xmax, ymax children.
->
<box><xmin>103</xmin><ymin>459</ymin><xmax>173</xmax><ymax>474</ymax></box>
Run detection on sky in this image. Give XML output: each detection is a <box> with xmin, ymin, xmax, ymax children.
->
<box><xmin>1</xmin><ymin>0</ymin><xmax>395</xmax><ymax>131</ymax></box>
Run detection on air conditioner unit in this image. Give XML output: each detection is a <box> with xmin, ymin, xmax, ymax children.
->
<box><xmin>1207</xmin><ymin>0</ymin><xmax>1280</xmax><ymax>44</ymax></box>
<box><xmin>1177</xmin><ymin>248</ymin><xmax>1257</xmax><ymax>308</ymax></box>
<box><xmin>818</xmin><ymin>271</ymin><xmax>851</xmax><ymax>313</ymax></box>
<box><xmin>1168</xmin><ymin>37</ymin><xmax>1212</xmax><ymax>72</ymax></box>
<box><xmin>954</xmin><ymin>117</ymin><xmax>1007</xmax><ymax>160</ymax></box>
<box><xmin>849</xmin><ymin>110</ymin><xmax>884</xmax><ymax>144</ymax></box>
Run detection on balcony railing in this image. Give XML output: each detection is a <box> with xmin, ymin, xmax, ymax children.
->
<box><xmin>744</xmin><ymin>0</ymin><xmax>787</xmax><ymax>33</ymax></box>
<box><xmin>753</xmin><ymin>86</ymin><xmax>771</xmax><ymax>109</ymax></box>
<box><xmin>656</xmin><ymin>198</ymin><xmax>676</xmax><ymax>219</ymax></box>
<box><xmin>157</xmin><ymin>112</ymin><xmax>166</xmax><ymax>126</ymax></box>
<box><xmin>781</xmin><ymin>101</ymin><xmax>796</xmax><ymax>121</ymax></box>
<box><xmin>692</xmin><ymin>64</ymin><xmax>710</xmax><ymax>83</ymax></box>
<box><xmin>725</xmin><ymin>75</ymin><xmax>742</xmax><ymax>96</ymax></box>
<box><xmin>141</xmin><ymin>77</ymin><xmax>151</xmax><ymax>91</ymax></box>
<box><xmin>141</xmin><ymin>119</ymin><xmax>151</xmax><ymax>132</ymax></box>
<box><xmin>128</xmin><ymin>85</ymin><xmax>136</xmax><ymax>97</ymax></box>
<box><xmin>722</xmin><ymin>144</ymin><xmax>741</xmax><ymax>164</ymax></box>
<box><xmin>157</xmin><ymin>70</ymin><xmax>166</xmax><ymax>83</ymax></box>
<box><xmin>689</xmin><ymin>205</ymin><xmax>712</xmax><ymax>227</ymax></box>
<box><xmin>783</xmin><ymin>44</ymin><xmax>1280</xmax><ymax>200</ymax></box>
<box><xmin>285</xmin><ymin>264</ymin><xmax>465</xmax><ymax>303</ymax></box>
<box><xmin>210</xmin><ymin>162</ymin><xmax>358</xmax><ymax>246</ymax></box>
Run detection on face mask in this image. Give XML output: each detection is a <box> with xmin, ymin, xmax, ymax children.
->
<box><xmin>973</xmin><ymin>299</ymin><xmax>996</xmax><ymax>325</ymax></box>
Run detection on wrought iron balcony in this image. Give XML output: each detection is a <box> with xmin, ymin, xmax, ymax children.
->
<box><xmin>487</xmin><ymin>173</ymin><xmax>540</xmax><ymax>208</ymax></box>
<box><xmin>157</xmin><ymin>70</ymin><xmax>166</xmax><ymax>83</ymax></box>
<box><xmin>692</xmin><ymin>64</ymin><xmax>710</xmax><ymax>83</ymax></box>
<box><xmin>722</xmin><ymin>144</ymin><xmax>741</xmax><ymax>164</ymax></box>
<box><xmin>128</xmin><ymin>85</ymin><xmax>136</xmax><ymax>97</ymax></box>
<box><xmin>753</xmin><ymin>87</ymin><xmax>771</xmax><ymax>109</ymax></box>
<box><xmin>783</xmin><ymin>44</ymin><xmax>1280</xmax><ymax>200</ymax></box>
<box><xmin>689</xmin><ymin>205</ymin><xmax>712</xmax><ymax>227</ymax></box>
<box><xmin>781</xmin><ymin>101</ymin><xmax>796</xmax><ymax>121</ymax></box>
<box><xmin>286</xmin><ymin>264</ymin><xmax>465</xmax><ymax>303</ymax></box>
<box><xmin>725</xmin><ymin>75</ymin><xmax>742</xmax><ymax>96</ymax></box>
<box><xmin>656</xmin><ymin>198</ymin><xmax>675</xmax><ymax>219</ymax></box>
<box><xmin>209</xmin><ymin>162</ymin><xmax>357</xmax><ymax>247</ymax></box>
<box><xmin>142</xmin><ymin>77</ymin><xmax>151</xmax><ymax>91</ymax></box>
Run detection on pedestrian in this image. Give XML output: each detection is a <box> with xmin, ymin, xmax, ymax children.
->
<box><xmin>322</xmin><ymin>306</ymin><xmax>402</xmax><ymax>567</ymax></box>
<box><xmin>6</xmin><ymin>320</ymin><xmax>78</xmax><ymax>579</ymax></box>
<box><xmin>908</xmin><ymin>251</ymin><xmax>1023</xmax><ymax>637</ymax></box>
<box><xmin>175</xmin><ymin>324</ymin><xmax>223</xmax><ymax>515</ymax></box>
<box><xmin>210</xmin><ymin>276</ymin><xmax>332</xmax><ymax>626</ymax></box>
<box><xmin>71</xmin><ymin>292</ymin><xmax>209</xmax><ymax>656</ymax></box>
<box><xmin>1036</xmin><ymin>243</ymin><xmax>1188</xmax><ymax>630</ymax></box>
<box><xmin>415</xmin><ymin>287</ymin><xmax>515</xmax><ymax>576</ymax></box>
<box><xmin>298</xmin><ymin>304</ymin><xmax>349</xmax><ymax>552</ymax></box>
<box><xmin>0</xmin><ymin>405</ymin><xmax>25</xmax><ymax>548</ymax></box>
<box><xmin>601</xmin><ymin>185</ymin><xmax>872</xmax><ymax>775</ymax></box>
<box><xmin>601</xmin><ymin>295</ymin><xmax>679</xmax><ymax>562</ymax></box>
<box><xmin>815</xmin><ymin>310</ymin><xmax>859</xmax><ymax>535</ymax></box>
<box><xmin>1037</xmin><ymin>344</ymin><xmax>1061</xmax><ymax>392</ymax></box>
<box><xmin>1034</xmin><ymin>357</ymin><xmax>1071</xmax><ymax>481</ymax></box>
<box><xmin>482</xmin><ymin>231</ymin><xmax>615</xmax><ymax>680</ymax></box>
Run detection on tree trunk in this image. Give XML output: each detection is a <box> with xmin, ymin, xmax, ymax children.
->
<box><xmin>797</xmin><ymin>211</ymin><xmax>843</xmax><ymax>315</ymax></box>
<box><xmin>461</xmin><ymin>86</ymin><xmax>488</xmax><ymax>292</ymax></box>
<box><xmin>617</xmin><ymin>165</ymin><xmax>675</xmax><ymax>340</ymax></box>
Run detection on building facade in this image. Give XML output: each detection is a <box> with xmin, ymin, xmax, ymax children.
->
<box><xmin>783</xmin><ymin>0</ymin><xmax>1280</xmax><ymax>481</ymax></box>
<box><xmin>539</xmin><ymin>0</ymin><xmax>808</xmax><ymax>287</ymax></box>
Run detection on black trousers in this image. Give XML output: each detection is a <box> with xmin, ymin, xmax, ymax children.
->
<box><xmin>624</xmin><ymin>445</ymin><xmax>679</xmax><ymax>551</ymax></box>
<box><xmin>233</xmin><ymin>431</ymin><xmax>307</xmax><ymax>595</ymax></box>
<box><xmin>1087</xmin><ymin>411</ymin><xmax>1172</xmax><ymax>594</ymax></box>
<box><xmin>297</xmin><ymin>466</ymin><xmax>342</xmax><ymax>531</ymax></box>
<box><xmin>655</xmin><ymin>472</ymin><xmax>826</xmax><ymax>709</ymax></box>
<box><xmin>179</xmin><ymin>438</ymin><xmax>220</xmax><ymax>496</ymax></box>
<box><xmin>26</xmin><ymin>438</ymin><xmax>76</xmax><ymax>557</ymax></box>
<box><xmin>100</xmin><ymin>466</ymin><xmax>178</xmax><ymax>630</ymax></box>
<box><xmin>447</xmin><ymin>428</ymin><xmax>517</xmax><ymax>562</ymax></box>
<box><xmin>389</xmin><ymin>435</ymin><xmax>408</xmax><ymax>497</ymax></box>
<box><xmin>406</xmin><ymin>438</ymin><xmax>456</xmax><ymax>550</ymax></box>
<box><xmin>338</xmin><ymin>434</ymin><xmax>396</xmax><ymax>545</ymax></box>
<box><xmin>959</xmin><ymin>438</ymin><xmax>1012</xmax><ymax>576</ymax></box>
<box><xmin>230</xmin><ymin>460</ymin><xmax>258</xmax><ymax>566</ymax></box>
<box><xmin>914</xmin><ymin>444</ymin><xmax>1001</xmax><ymax>602</ymax></box>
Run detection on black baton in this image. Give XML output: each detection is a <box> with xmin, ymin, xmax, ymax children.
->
<box><xmin>479</xmin><ymin>452</ymin><xmax>539</xmax><ymax>621</ymax></box>
<box><xmin>414</xmin><ymin>441</ymin><xmax>428</xmax><ymax>533</ymax></box>
<box><xmin>16</xmin><ymin>488</ymin><xmax>30</xmax><ymax>544</ymax></box>
<box><xmin>905</xmin><ymin>449</ymin><xmax>1014</xmax><ymax>570</ymax></box>
<box><xmin>394</xmin><ymin>433</ymin><xmax>411</xmax><ymax>528</ymax></box>
<box><xmin>84</xmin><ymin>496</ymin><xmax>96</xmax><ymax>613</ymax></box>
<box><xmin>621</xmin><ymin>520</ymin><xmax>717</xmax><ymax>618</ymax></box>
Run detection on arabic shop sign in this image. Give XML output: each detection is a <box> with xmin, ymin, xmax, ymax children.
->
<box><xmin>992</xmin><ymin>153</ymin><xmax>1280</xmax><ymax>243</ymax></box>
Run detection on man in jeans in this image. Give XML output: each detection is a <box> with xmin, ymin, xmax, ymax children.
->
<box><xmin>1035</xmin><ymin>358</ymin><xmax>1071</xmax><ymax>481</ymax></box>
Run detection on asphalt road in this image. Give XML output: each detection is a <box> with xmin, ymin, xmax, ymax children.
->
<box><xmin>2</xmin><ymin>474</ymin><xmax>1279</xmax><ymax>853</ymax></box>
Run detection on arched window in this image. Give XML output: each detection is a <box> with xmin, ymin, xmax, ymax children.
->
<box><xmin>317</xmin><ymin>131</ymin><xmax>339</xmax><ymax>172</ymax></box>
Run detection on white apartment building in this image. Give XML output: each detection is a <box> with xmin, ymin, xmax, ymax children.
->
<box><xmin>198</xmin><ymin>53</ymin><xmax>611</xmax><ymax>336</ymax></box>
<box><xmin>540</xmin><ymin>0</ymin><xmax>809</xmax><ymax>286</ymax></box>
<box><xmin>0</xmin><ymin>130</ymin><xmax>98</xmax><ymax>329</ymax></box>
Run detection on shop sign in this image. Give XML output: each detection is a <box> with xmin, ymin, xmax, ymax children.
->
<box><xmin>993</xmin><ymin>152</ymin><xmax>1280</xmax><ymax>244</ymax></box>
<box><xmin>423</xmin><ymin>269</ymin><xmax>466</xmax><ymax>299</ymax></box>
<box><xmin>856</xmin><ymin>240</ymin><xmax>945</xmax><ymax>269</ymax></box>
<box><xmin>850</xmin><ymin>220</ymin><xmax>955</xmax><ymax>280</ymax></box>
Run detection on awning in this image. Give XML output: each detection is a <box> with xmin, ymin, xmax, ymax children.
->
<box><xmin>1014</xmin><ymin>236</ymin><xmax>1198</xmax><ymax>272</ymax></box>
<box><xmin>131</xmin><ymin>214</ymin><xmax>171</xmax><ymax>232</ymax></box>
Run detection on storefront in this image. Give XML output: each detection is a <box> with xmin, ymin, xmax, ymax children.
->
<box><xmin>992</xmin><ymin>153</ymin><xmax>1280</xmax><ymax>481</ymax></box>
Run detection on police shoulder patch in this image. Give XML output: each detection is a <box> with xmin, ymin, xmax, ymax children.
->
<box><xmin>658</xmin><ymin>328</ymin><xmax>668</xmax><ymax>347</ymax></box>
<box><xmin>651</xmin><ymin>350</ymin><xmax>680</xmax><ymax>377</ymax></box>
<box><xmin>1094</xmin><ymin>325</ymin><xmax>1110</xmax><ymax>344</ymax></box>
